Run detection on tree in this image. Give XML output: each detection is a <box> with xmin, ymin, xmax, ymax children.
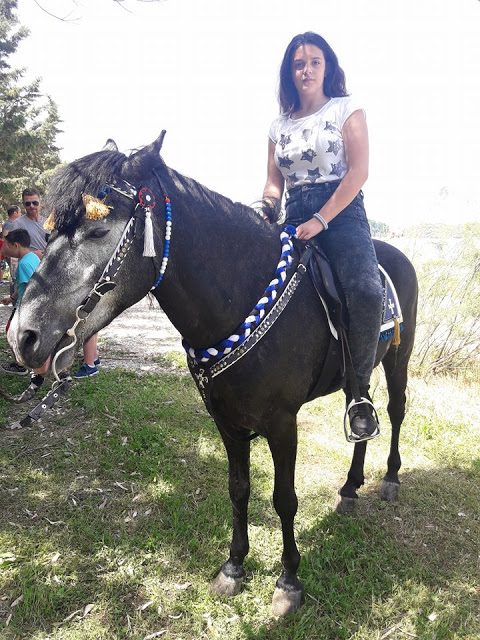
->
<box><xmin>0</xmin><ymin>0</ymin><xmax>61</xmax><ymax>213</ymax></box>
<box><xmin>32</xmin><ymin>0</ymin><xmax>165</xmax><ymax>23</ymax></box>
<box><xmin>369</xmin><ymin>219</ymin><xmax>390</xmax><ymax>238</ymax></box>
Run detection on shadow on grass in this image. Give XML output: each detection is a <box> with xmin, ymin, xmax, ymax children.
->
<box><xmin>0</xmin><ymin>369</ymin><xmax>478</xmax><ymax>639</ymax></box>
<box><xmin>239</xmin><ymin>462</ymin><xmax>480</xmax><ymax>639</ymax></box>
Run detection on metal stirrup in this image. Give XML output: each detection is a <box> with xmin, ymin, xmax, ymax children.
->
<box><xmin>343</xmin><ymin>396</ymin><xmax>380</xmax><ymax>444</ymax></box>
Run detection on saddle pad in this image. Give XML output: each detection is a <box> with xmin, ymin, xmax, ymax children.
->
<box><xmin>317</xmin><ymin>263</ymin><xmax>403</xmax><ymax>343</ymax></box>
<box><xmin>379</xmin><ymin>264</ymin><xmax>403</xmax><ymax>341</ymax></box>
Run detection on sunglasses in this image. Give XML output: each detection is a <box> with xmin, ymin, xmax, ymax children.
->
<box><xmin>24</xmin><ymin>201</ymin><xmax>39</xmax><ymax>207</ymax></box>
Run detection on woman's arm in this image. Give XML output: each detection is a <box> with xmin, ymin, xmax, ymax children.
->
<box><xmin>295</xmin><ymin>110</ymin><xmax>369</xmax><ymax>240</ymax></box>
<box><xmin>262</xmin><ymin>138</ymin><xmax>285</xmax><ymax>217</ymax></box>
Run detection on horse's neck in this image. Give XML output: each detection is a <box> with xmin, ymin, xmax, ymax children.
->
<box><xmin>153</xmin><ymin>177</ymin><xmax>282</xmax><ymax>347</ymax></box>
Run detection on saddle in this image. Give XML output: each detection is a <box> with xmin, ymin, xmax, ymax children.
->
<box><xmin>305</xmin><ymin>244</ymin><xmax>348</xmax><ymax>401</ymax></box>
<box><xmin>304</xmin><ymin>243</ymin><xmax>403</xmax><ymax>402</ymax></box>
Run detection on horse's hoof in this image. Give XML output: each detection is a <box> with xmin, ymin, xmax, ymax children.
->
<box><xmin>379</xmin><ymin>480</ymin><xmax>400</xmax><ymax>502</ymax></box>
<box><xmin>271</xmin><ymin>586</ymin><xmax>303</xmax><ymax>617</ymax></box>
<box><xmin>210</xmin><ymin>570</ymin><xmax>244</xmax><ymax>597</ymax></box>
<box><xmin>334</xmin><ymin>492</ymin><xmax>357</xmax><ymax>514</ymax></box>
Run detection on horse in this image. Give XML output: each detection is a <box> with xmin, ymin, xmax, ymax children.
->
<box><xmin>8</xmin><ymin>133</ymin><xmax>418</xmax><ymax>617</ymax></box>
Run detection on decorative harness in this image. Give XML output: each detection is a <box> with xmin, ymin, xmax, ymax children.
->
<box><xmin>22</xmin><ymin>169</ymin><xmax>306</xmax><ymax>427</ymax></box>
<box><xmin>21</xmin><ymin>167</ymin><xmax>400</xmax><ymax>443</ymax></box>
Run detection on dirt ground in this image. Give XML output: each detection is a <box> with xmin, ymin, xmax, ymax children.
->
<box><xmin>0</xmin><ymin>286</ymin><xmax>184</xmax><ymax>375</ymax></box>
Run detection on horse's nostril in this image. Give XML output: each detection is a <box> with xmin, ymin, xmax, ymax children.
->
<box><xmin>19</xmin><ymin>329</ymin><xmax>40</xmax><ymax>357</ymax></box>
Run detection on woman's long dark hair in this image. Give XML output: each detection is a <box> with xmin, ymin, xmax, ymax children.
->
<box><xmin>278</xmin><ymin>32</ymin><xmax>348</xmax><ymax>115</ymax></box>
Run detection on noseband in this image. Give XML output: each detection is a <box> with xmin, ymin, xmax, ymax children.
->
<box><xmin>51</xmin><ymin>168</ymin><xmax>172</xmax><ymax>382</ymax></box>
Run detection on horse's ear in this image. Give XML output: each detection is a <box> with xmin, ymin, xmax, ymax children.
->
<box><xmin>142</xmin><ymin>131</ymin><xmax>167</xmax><ymax>159</ymax></box>
<box><xmin>125</xmin><ymin>131</ymin><xmax>167</xmax><ymax>177</ymax></box>
<box><xmin>154</xmin><ymin>130</ymin><xmax>167</xmax><ymax>154</ymax></box>
<box><xmin>103</xmin><ymin>138</ymin><xmax>118</xmax><ymax>151</ymax></box>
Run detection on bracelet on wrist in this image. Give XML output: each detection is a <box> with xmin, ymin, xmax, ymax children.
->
<box><xmin>313</xmin><ymin>212</ymin><xmax>328</xmax><ymax>230</ymax></box>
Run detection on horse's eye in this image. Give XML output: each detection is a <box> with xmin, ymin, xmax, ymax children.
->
<box><xmin>87</xmin><ymin>227</ymin><xmax>110</xmax><ymax>239</ymax></box>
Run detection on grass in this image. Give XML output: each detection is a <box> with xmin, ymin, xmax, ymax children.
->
<box><xmin>0</xmin><ymin>344</ymin><xmax>479</xmax><ymax>639</ymax></box>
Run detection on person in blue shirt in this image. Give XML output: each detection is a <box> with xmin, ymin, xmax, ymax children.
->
<box><xmin>1</xmin><ymin>229</ymin><xmax>48</xmax><ymax>397</ymax></box>
<box><xmin>2</xmin><ymin>229</ymin><xmax>40</xmax><ymax>307</ymax></box>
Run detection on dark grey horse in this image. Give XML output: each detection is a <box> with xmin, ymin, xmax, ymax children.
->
<box><xmin>8</xmin><ymin>134</ymin><xmax>417</xmax><ymax>616</ymax></box>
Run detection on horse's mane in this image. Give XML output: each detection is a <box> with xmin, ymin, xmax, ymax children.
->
<box><xmin>44</xmin><ymin>146</ymin><xmax>276</xmax><ymax>238</ymax></box>
<box><xmin>44</xmin><ymin>150</ymin><xmax>128</xmax><ymax>234</ymax></box>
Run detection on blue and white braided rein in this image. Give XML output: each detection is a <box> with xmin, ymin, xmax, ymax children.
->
<box><xmin>183</xmin><ymin>227</ymin><xmax>296</xmax><ymax>364</ymax></box>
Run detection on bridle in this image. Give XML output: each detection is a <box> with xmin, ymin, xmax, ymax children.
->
<box><xmin>51</xmin><ymin>168</ymin><xmax>171</xmax><ymax>382</ymax></box>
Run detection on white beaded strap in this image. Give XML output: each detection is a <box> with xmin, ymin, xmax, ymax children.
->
<box><xmin>313</xmin><ymin>212</ymin><xmax>328</xmax><ymax>230</ymax></box>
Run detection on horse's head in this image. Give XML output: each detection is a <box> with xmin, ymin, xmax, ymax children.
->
<box><xmin>8</xmin><ymin>132</ymin><xmax>169</xmax><ymax>372</ymax></box>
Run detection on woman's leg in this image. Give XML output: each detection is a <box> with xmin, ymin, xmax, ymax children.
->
<box><xmin>315</xmin><ymin>200</ymin><xmax>383</xmax><ymax>439</ymax></box>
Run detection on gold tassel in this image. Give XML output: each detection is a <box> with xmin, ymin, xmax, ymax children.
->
<box><xmin>82</xmin><ymin>193</ymin><xmax>113</xmax><ymax>220</ymax></box>
<box><xmin>43</xmin><ymin>211</ymin><xmax>55</xmax><ymax>231</ymax></box>
<box><xmin>393</xmin><ymin>317</ymin><xmax>401</xmax><ymax>347</ymax></box>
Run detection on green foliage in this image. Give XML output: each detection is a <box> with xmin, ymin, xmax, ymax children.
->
<box><xmin>369</xmin><ymin>218</ymin><xmax>390</xmax><ymax>238</ymax></box>
<box><xmin>0</xmin><ymin>0</ymin><xmax>62</xmax><ymax>212</ymax></box>
<box><xmin>405</xmin><ymin>222</ymin><xmax>480</xmax><ymax>240</ymax></box>
<box><xmin>411</xmin><ymin>224</ymin><xmax>480</xmax><ymax>378</ymax></box>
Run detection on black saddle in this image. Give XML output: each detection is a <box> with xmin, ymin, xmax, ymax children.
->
<box><xmin>303</xmin><ymin>243</ymin><xmax>349</xmax><ymax>401</ymax></box>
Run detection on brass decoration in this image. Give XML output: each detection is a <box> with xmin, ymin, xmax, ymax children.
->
<box><xmin>43</xmin><ymin>212</ymin><xmax>56</xmax><ymax>231</ymax></box>
<box><xmin>82</xmin><ymin>193</ymin><xmax>113</xmax><ymax>220</ymax></box>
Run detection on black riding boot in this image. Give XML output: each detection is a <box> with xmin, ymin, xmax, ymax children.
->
<box><xmin>346</xmin><ymin>387</ymin><xmax>380</xmax><ymax>442</ymax></box>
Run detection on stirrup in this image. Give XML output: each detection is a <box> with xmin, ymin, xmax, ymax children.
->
<box><xmin>343</xmin><ymin>397</ymin><xmax>380</xmax><ymax>444</ymax></box>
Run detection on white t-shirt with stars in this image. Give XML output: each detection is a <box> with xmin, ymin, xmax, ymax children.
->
<box><xmin>268</xmin><ymin>96</ymin><xmax>363</xmax><ymax>190</ymax></box>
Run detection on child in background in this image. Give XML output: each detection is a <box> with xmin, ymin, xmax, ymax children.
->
<box><xmin>1</xmin><ymin>229</ymin><xmax>49</xmax><ymax>397</ymax></box>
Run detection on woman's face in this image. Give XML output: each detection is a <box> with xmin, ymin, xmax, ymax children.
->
<box><xmin>291</xmin><ymin>44</ymin><xmax>327</xmax><ymax>100</ymax></box>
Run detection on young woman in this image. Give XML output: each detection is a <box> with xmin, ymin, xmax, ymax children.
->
<box><xmin>263</xmin><ymin>31</ymin><xmax>383</xmax><ymax>441</ymax></box>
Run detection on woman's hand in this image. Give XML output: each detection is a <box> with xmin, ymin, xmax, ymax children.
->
<box><xmin>295</xmin><ymin>217</ymin><xmax>324</xmax><ymax>240</ymax></box>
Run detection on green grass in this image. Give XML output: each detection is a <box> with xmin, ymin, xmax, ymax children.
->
<box><xmin>0</xmin><ymin>354</ymin><xmax>478</xmax><ymax>639</ymax></box>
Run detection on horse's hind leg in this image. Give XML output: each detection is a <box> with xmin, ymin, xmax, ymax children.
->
<box><xmin>336</xmin><ymin>440</ymin><xmax>368</xmax><ymax>513</ymax></box>
<box><xmin>268</xmin><ymin>413</ymin><xmax>303</xmax><ymax>617</ymax></box>
<box><xmin>211</xmin><ymin>433</ymin><xmax>250</xmax><ymax>597</ymax></box>
<box><xmin>380</xmin><ymin>354</ymin><xmax>409</xmax><ymax>502</ymax></box>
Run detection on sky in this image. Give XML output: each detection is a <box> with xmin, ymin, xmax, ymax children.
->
<box><xmin>13</xmin><ymin>0</ymin><xmax>480</xmax><ymax>229</ymax></box>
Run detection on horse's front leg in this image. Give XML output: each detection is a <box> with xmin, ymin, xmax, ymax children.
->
<box><xmin>210</xmin><ymin>430</ymin><xmax>250</xmax><ymax>597</ymax></box>
<box><xmin>268</xmin><ymin>413</ymin><xmax>303</xmax><ymax>617</ymax></box>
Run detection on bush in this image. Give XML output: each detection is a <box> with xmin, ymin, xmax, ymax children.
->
<box><xmin>411</xmin><ymin>223</ymin><xmax>480</xmax><ymax>380</ymax></box>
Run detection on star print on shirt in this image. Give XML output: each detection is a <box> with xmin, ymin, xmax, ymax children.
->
<box><xmin>324</xmin><ymin>121</ymin><xmax>338</xmax><ymax>132</ymax></box>
<box><xmin>287</xmin><ymin>172</ymin><xmax>300</xmax><ymax>186</ymax></box>
<box><xmin>278</xmin><ymin>155</ymin><xmax>294</xmax><ymax>169</ymax></box>
<box><xmin>326</xmin><ymin>140</ymin><xmax>342</xmax><ymax>156</ymax></box>
<box><xmin>279</xmin><ymin>134</ymin><xmax>291</xmax><ymax>150</ymax></box>
<box><xmin>302</xmin><ymin>129</ymin><xmax>312</xmax><ymax>142</ymax></box>
<box><xmin>306</xmin><ymin>168</ymin><xmax>322</xmax><ymax>183</ymax></box>
<box><xmin>301</xmin><ymin>148</ymin><xmax>317</xmax><ymax>163</ymax></box>
<box><xmin>330</xmin><ymin>161</ymin><xmax>347</xmax><ymax>177</ymax></box>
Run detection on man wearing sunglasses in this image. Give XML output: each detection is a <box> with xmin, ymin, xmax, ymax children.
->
<box><xmin>10</xmin><ymin>189</ymin><xmax>50</xmax><ymax>259</ymax></box>
<box><xmin>0</xmin><ymin>189</ymin><xmax>50</xmax><ymax>375</ymax></box>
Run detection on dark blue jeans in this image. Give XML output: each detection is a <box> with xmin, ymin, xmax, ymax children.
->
<box><xmin>285</xmin><ymin>182</ymin><xmax>383</xmax><ymax>389</ymax></box>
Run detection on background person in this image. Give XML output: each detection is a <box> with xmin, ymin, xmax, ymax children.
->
<box><xmin>11</xmin><ymin>189</ymin><xmax>49</xmax><ymax>258</ymax></box>
<box><xmin>1</xmin><ymin>229</ymin><xmax>48</xmax><ymax>395</ymax></box>
<box><xmin>262</xmin><ymin>31</ymin><xmax>383</xmax><ymax>442</ymax></box>
<box><xmin>74</xmin><ymin>333</ymin><xmax>101</xmax><ymax>379</ymax></box>
<box><xmin>3</xmin><ymin>205</ymin><xmax>22</xmax><ymax>295</ymax></box>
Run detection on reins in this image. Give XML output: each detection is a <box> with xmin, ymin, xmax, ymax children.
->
<box><xmin>16</xmin><ymin>165</ymin><xmax>306</xmax><ymax>435</ymax></box>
